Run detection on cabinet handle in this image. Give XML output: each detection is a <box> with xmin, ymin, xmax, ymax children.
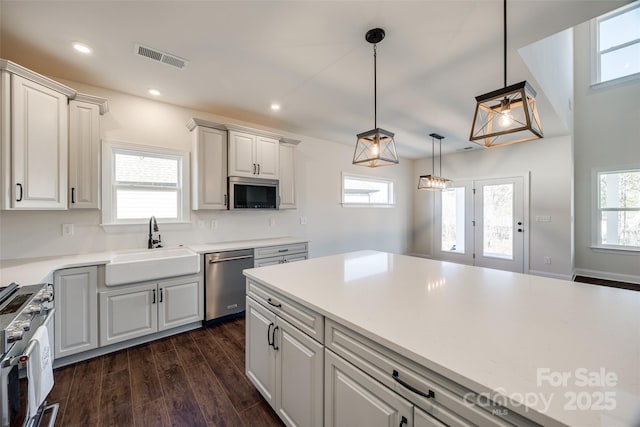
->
<box><xmin>392</xmin><ymin>370</ymin><xmax>435</xmax><ymax>399</ymax></box>
<box><xmin>16</xmin><ymin>183</ymin><xmax>23</xmax><ymax>202</ymax></box>
<box><xmin>399</xmin><ymin>416</ymin><xmax>408</xmax><ymax>427</ymax></box>
<box><xmin>272</xmin><ymin>326</ymin><xmax>279</xmax><ymax>350</ymax></box>
<box><xmin>152</xmin><ymin>289</ymin><xmax>156</xmax><ymax>304</ymax></box>
<box><xmin>257</xmin><ymin>164</ymin><xmax>260</xmax><ymax>175</ymax></box>
<box><xmin>267</xmin><ymin>298</ymin><xmax>282</xmax><ymax>308</ymax></box>
<box><xmin>267</xmin><ymin>322</ymin><xmax>274</xmax><ymax>347</ymax></box>
<box><xmin>253</xmin><ymin>163</ymin><xmax>256</xmax><ymax>174</ymax></box>
<box><xmin>224</xmin><ymin>194</ymin><xmax>227</xmax><ymax>206</ymax></box>
<box><xmin>71</xmin><ymin>187</ymin><xmax>75</xmax><ymax>204</ymax></box>
<box><xmin>278</xmin><ymin>249</ymin><xmax>288</xmax><ymax>253</ymax></box>
<box><xmin>159</xmin><ymin>288</ymin><xmax>163</xmax><ymax>303</ymax></box>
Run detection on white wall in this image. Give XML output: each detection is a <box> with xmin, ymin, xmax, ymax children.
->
<box><xmin>0</xmin><ymin>79</ymin><xmax>413</xmax><ymax>260</ymax></box>
<box><xmin>412</xmin><ymin>136</ymin><xmax>574</xmax><ymax>279</ymax></box>
<box><xmin>573</xmin><ymin>22</ymin><xmax>640</xmax><ymax>283</ymax></box>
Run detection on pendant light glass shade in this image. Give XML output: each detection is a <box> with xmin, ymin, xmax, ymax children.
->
<box><xmin>353</xmin><ymin>28</ymin><xmax>399</xmax><ymax>167</ymax></box>
<box><xmin>418</xmin><ymin>133</ymin><xmax>451</xmax><ymax>190</ymax></box>
<box><xmin>469</xmin><ymin>0</ymin><xmax>543</xmax><ymax>148</ymax></box>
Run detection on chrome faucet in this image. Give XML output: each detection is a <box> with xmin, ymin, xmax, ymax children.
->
<box><xmin>148</xmin><ymin>216</ymin><xmax>162</xmax><ymax>249</ymax></box>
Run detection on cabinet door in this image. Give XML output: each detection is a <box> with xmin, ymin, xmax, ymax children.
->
<box><xmin>246</xmin><ymin>297</ymin><xmax>277</xmax><ymax>408</ymax></box>
<box><xmin>228</xmin><ymin>131</ymin><xmax>256</xmax><ymax>177</ymax></box>
<box><xmin>192</xmin><ymin>126</ymin><xmax>227</xmax><ymax>210</ymax></box>
<box><xmin>99</xmin><ymin>283</ymin><xmax>157</xmax><ymax>346</ymax></box>
<box><xmin>325</xmin><ymin>349</ymin><xmax>413</xmax><ymax>427</ymax></box>
<box><xmin>53</xmin><ymin>266</ymin><xmax>98</xmax><ymax>359</ymax></box>
<box><xmin>276</xmin><ymin>317</ymin><xmax>323</xmax><ymax>427</ymax></box>
<box><xmin>11</xmin><ymin>74</ymin><xmax>67</xmax><ymax>209</ymax></box>
<box><xmin>278</xmin><ymin>143</ymin><xmax>296</xmax><ymax>209</ymax></box>
<box><xmin>158</xmin><ymin>276</ymin><xmax>203</xmax><ymax>330</ymax></box>
<box><xmin>414</xmin><ymin>407</ymin><xmax>447</xmax><ymax>427</ymax></box>
<box><xmin>68</xmin><ymin>100</ymin><xmax>100</xmax><ymax>209</ymax></box>
<box><xmin>255</xmin><ymin>136</ymin><xmax>279</xmax><ymax>179</ymax></box>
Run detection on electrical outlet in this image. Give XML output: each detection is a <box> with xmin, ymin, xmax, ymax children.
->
<box><xmin>544</xmin><ymin>256</ymin><xmax>551</xmax><ymax>265</ymax></box>
<box><xmin>300</xmin><ymin>216</ymin><xmax>308</xmax><ymax>225</ymax></box>
<box><xmin>62</xmin><ymin>223</ymin><xmax>74</xmax><ymax>236</ymax></box>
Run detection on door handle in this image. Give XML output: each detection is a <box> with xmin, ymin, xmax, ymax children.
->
<box><xmin>518</xmin><ymin>228</ymin><xmax>524</xmax><ymax>233</ymax></box>
<box><xmin>272</xmin><ymin>326</ymin><xmax>279</xmax><ymax>350</ymax></box>
<box><xmin>267</xmin><ymin>322</ymin><xmax>274</xmax><ymax>347</ymax></box>
<box><xmin>16</xmin><ymin>183</ymin><xmax>23</xmax><ymax>202</ymax></box>
<box><xmin>392</xmin><ymin>370</ymin><xmax>435</xmax><ymax>399</ymax></box>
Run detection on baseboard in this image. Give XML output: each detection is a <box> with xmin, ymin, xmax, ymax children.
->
<box><xmin>528</xmin><ymin>270</ymin><xmax>573</xmax><ymax>281</ymax></box>
<box><xmin>573</xmin><ymin>268</ymin><xmax>640</xmax><ymax>285</ymax></box>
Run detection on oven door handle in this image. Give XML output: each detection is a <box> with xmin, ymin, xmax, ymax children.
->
<box><xmin>5</xmin><ymin>308</ymin><xmax>55</xmax><ymax>368</ymax></box>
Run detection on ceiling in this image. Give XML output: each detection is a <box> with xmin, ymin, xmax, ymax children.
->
<box><xmin>0</xmin><ymin>1</ymin><xmax>627</xmax><ymax>159</ymax></box>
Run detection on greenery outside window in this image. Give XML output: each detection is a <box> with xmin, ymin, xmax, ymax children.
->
<box><xmin>596</xmin><ymin>169</ymin><xmax>640</xmax><ymax>249</ymax></box>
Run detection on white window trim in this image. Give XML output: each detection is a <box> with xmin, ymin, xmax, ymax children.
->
<box><xmin>341</xmin><ymin>172</ymin><xmax>395</xmax><ymax>207</ymax></box>
<box><xmin>591</xmin><ymin>166</ymin><xmax>640</xmax><ymax>251</ymax></box>
<box><xmin>589</xmin><ymin>1</ymin><xmax>640</xmax><ymax>87</ymax></box>
<box><xmin>101</xmin><ymin>139</ymin><xmax>190</xmax><ymax>227</ymax></box>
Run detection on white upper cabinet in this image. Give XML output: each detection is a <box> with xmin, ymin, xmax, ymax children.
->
<box><xmin>1</xmin><ymin>68</ymin><xmax>73</xmax><ymax>209</ymax></box>
<box><xmin>187</xmin><ymin>119</ymin><xmax>228</xmax><ymax>210</ymax></box>
<box><xmin>278</xmin><ymin>140</ymin><xmax>299</xmax><ymax>209</ymax></box>
<box><xmin>228</xmin><ymin>129</ymin><xmax>279</xmax><ymax>179</ymax></box>
<box><xmin>68</xmin><ymin>95</ymin><xmax>107</xmax><ymax>209</ymax></box>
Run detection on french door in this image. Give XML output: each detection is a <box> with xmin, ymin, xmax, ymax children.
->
<box><xmin>436</xmin><ymin>176</ymin><xmax>525</xmax><ymax>273</ymax></box>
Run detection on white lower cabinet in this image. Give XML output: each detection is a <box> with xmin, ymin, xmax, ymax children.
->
<box><xmin>100</xmin><ymin>275</ymin><xmax>202</xmax><ymax>346</ymax></box>
<box><xmin>53</xmin><ymin>266</ymin><xmax>98</xmax><ymax>359</ymax></box>
<box><xmin>414</xmin><ymin>407</ymin><xmax>447</xmax><ymax>427</ymax></box>
<box><xmin>325</xmin><ymin>349</ymin><xmax>412</xmax><ymax>427</ymax></box>
<box><xmin>246</xmin><ymin>296</ymin><xmax>323</xmax><ymax>427</ymax></box>
<box><xmin>254</xmin><ymin>243</ymin><xmax>308</xmax><ymax>268</ymax></box>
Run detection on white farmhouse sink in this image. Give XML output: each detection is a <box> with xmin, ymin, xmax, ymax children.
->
<box><xmin>105</xmin><ymin>247</ymin><xmax>200</xmax><ymax>286</ymax></box>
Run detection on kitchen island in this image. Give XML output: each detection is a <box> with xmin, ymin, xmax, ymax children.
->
<box><xmin>244</xmin><ymin>251</ymin><xmax>639</xmax><ymax>427</ymax></box>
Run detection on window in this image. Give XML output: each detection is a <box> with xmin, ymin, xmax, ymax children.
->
<box><xmin>441</xmin><ymin>186</ymin><xmax>465</xmax><ymax>253</ymax></box>
<box><xmin>596</xmin><ymin>169</ymin><xmax>640</xmax><ymax>249</ymax></box>
<box><xmin>102</xmin><ymin>140</ymin><xmax>190</xmax><ymax>225</ymax></box>
<box><xmin>592</xmin><ymin>2</ymin><xmax>640</xmax><ymax>85</ymax></box>
<box><xmin>342</xmin><ymin>174</ymin><xmax>394</xmax><ymax>206</ymax></box>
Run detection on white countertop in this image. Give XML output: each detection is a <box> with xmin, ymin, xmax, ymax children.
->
<box><xmin>243</xmin><ymin>250</ymin><xmax>640</xmax><ymax>427</ymax></box>
<box><xmin>0</xmin><ymin>237</ymin><xmax>307</xmax><ymax>286</ymax></box>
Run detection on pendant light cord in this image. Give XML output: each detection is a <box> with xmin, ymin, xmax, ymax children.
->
<box><xmin>439</xmin><ymin>137</ymin><xmax>443</xmax><ymax>177</ymax></box>
<box><xmin>431</xmin><ymin>135</ymin><xmax>435</xmax><ymax>175</ymax></box>
<box><xmin>503</xmin><ymin>0</ymin><xmax>507</xmax><ymax>88</ymax></box>
<box><xmin>373</xmin><ymin>44</ymin><xmax>377</xmax><ymax>129</ymax></box>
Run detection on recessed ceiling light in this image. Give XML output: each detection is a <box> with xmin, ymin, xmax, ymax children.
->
<box><xmin>270</xmin><ymin>103</ymin><xmax>281</xmax><ymax>111</ymax></box>
<box><xmin>72</xmin><ymin>43</ymin><xmax>92</xmax><ymax>54</ymax></box>
<box><xmin>148</xmin><ymin>89</ymin><xmax>161</xmax><ymax>96</ymax></box>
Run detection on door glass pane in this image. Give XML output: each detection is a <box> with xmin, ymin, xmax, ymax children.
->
<box><xmin>441</xmin><ymin>187</ymin><xmax>465</xmax><ymax>253</ymax></box>
<box><xmin>483</xmin><ymin>184</ymin><xmax>514</xmax><ymax>259</ymax></box>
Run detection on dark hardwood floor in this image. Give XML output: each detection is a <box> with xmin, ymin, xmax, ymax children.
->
<box><xmin>47</xmin><ymin>317</ymin><xmax>284</xmax><ymax>427</ymax></box>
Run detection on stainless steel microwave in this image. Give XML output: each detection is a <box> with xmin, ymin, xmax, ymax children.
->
<box><xmin>228</xmin><ymin>176</ymin><xmax>279</xmax><ymax>210</ymax></box>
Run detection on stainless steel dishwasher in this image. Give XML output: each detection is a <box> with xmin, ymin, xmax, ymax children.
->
<box><xmin>205</xmin><ymin>249</ymin><xmax>254</xmax><ymax>322</ymax></box>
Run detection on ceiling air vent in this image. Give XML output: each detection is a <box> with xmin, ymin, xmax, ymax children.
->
<box><xmin>134</xmin><ymin>43</ymin><xmax>188</xmax><ymax>70</ymax></box>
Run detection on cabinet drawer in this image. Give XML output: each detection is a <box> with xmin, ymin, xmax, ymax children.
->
<box><xmin>247</xmin><ymin>280</ymin><xmax>323</xmax><ymax>343</ymax></box>
<box><xmin>254</xmin><ymin>243</ymin><xmax>308</xmax><ymax>259</ymax></box>
<box><xmin>325</xmin><ymin>319</ymin><xmax>537</xmax><ymax>427</ymax></box>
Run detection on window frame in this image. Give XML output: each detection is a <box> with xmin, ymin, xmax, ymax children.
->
<box><xmin>341</xmin><ymin>172</ymin><xmax>395</xmax><ymax>207</ymax></box>
<box><xmin>101</xmin><ymin>139</ymin><xmax>190</xmax><ymax>226</ymax></box>
<box><xmin>590</xmin><ymin>1</ymin><xmax>640</xmax><ymax>87</ymax></box>
<box><xmin>592</xmin><ymin>167</ymin><xmax>640</xmax><ymax>252</ymax></box>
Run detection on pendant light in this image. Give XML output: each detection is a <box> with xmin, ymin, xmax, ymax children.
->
<box><xmin>353</xmin><ymin>28</ymin><xmax>399</xmax><ymax>167</ymax></box>
<box><xmin>418</xmin><ymin>133</ymin><xmax>451</xmax><ymax>190</ymax></box>
<box><xmin>469</xmin><ymin>0</ymin><xmax>543</xmax><ymax>148</ymax></box>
